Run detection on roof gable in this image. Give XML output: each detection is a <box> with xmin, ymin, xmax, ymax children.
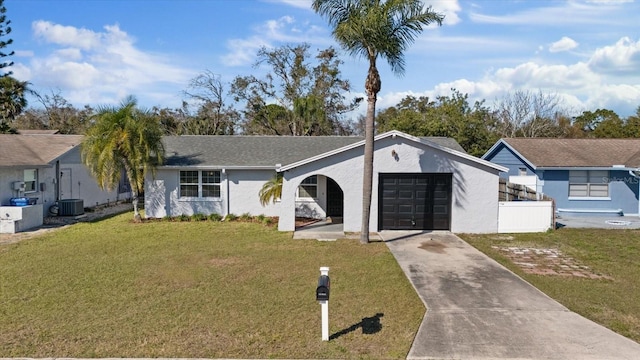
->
<box><xmin>279</xmin><ymin>130</ymin><xmax>507</xmax><ymax>172</ymax></box>
<box><xmin>0</xmin><ymin>134</ymin><xmax>84</xmax><ymax>168</ymax></box>
<box><xmin>497</xmin><ymin>138</ymin><xmax>640</xmax><ymax>168</ymax></box>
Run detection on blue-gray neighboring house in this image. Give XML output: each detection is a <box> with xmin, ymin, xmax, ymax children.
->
<box><xmin>483</xmin><ymin>138</ymin><xmax>640</xmax><ymax>216</ymax></box>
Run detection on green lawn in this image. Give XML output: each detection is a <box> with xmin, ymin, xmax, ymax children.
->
<box><xmin>461</xmin><ymin>228</ymin><xmax>640</xmax><ymax>343</ymax></box>
<box><xmin>0</xmin><ymin>214</ymin><xmax>424</xmax><ymax>359</ymax></box>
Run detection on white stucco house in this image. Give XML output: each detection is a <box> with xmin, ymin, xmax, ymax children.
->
<box><xmin>0</xmin><ymin>133</ymin><xmax>130</xmax><ymax>233</ymax></box>
<box><xmin>144</xmin><ymin>130</ymin><xmax>507</xmax><ymax>234</ymax></box>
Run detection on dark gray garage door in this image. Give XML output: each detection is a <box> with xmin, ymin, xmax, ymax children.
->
<box><xmin>378</xmin><ymin>173</ymin><xmax>452</xmax><ymax>230</ymax></box>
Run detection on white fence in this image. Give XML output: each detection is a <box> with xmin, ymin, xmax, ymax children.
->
<box><xmin>498</xmin><ymin>201</ymin><xmax>554</xmax><ymax>233</ymax></box>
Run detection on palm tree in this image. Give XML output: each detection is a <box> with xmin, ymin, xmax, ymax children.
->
<box><xmin>313</xmin><ymin>0</ymin><xmax>443</xmax><ymax>243</ymax></box>
<box><xmin>81</xmin><ymin>96</ymin><xmax>164</xmax><ymax>221</ymax></box>
<box><xmin>259</xmin><ymin>173</ymin><xmax>283</xmax><ymax>206</ymax></box>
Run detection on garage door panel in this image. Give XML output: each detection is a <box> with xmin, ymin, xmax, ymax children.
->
<box><xmin>379</xmin><ymin>173</ymin><xmax>451</xmax><ymax>230</ymax></box>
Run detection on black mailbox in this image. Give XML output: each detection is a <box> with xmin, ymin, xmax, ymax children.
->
<box><xmin>316</xmin><ymin>275</ymin><xmax>330</xmax><ymax>301</ymax></box>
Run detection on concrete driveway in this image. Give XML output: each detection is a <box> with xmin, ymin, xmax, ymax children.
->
<box><xmin>381</xmin><ymin>231</ymin><xmax>640</xmax><ymax>360</ymax></box>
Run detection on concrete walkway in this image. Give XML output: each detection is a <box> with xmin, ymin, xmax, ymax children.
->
<box><xmin>381</xmin><ymin>231</ymin><xmax>640</xmax><ymax>360</ymax></box>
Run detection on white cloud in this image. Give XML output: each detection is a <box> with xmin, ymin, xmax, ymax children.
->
<box><xmin>469</xmin><ymin>1</ymin><xmax>619</xmax><ymax>26</ymax></box>
<box><xmin>415</xmin><ymin>37</ymin><xmax>640</xmax><ymax>117</ymax></box>
<box><xmin>54</xmin><ymin>48</ymin><xmax>83</xmax><ymax>61</ymax></box>
<box><xmin>588</xmin><ymin>36</ymin><xmax>640</xmax><ymax>74</ymax></box>
<box><xmin>32</xmin><ymin>20</ymin><xmax>101</xmax><ymax>50</ymax></box>
<box><xmin>24</xmin><ymin>21</ymin><xmax>195</xmax><ymax>107</ymax></box>
<box><xmin>549</xmin><ymin>36</ymin><xmax>579</xmax><ymax>53</ymax></box>
<box><xmin>429</xmin><ymin>0</ymin><xmax>462</xmax><ymax>26</ymax></box>
<box><xmin>221</xmin><ymin>16</ymin><xmax>325</xmax><ymax>67</ymax></box>
<box><xmin>14</xmin><ymin>50</ymin><xmax>34</xmax><ymax>57</ymax></box>
<box><xmin>265</xmin><ymin>0</ymin><xmax>312</xmax><ymax>9</ymax></box>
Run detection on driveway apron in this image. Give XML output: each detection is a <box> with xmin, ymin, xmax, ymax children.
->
<box><xmin>381</xmin><ymin>231</ymin><xmax>640</xmax><ymax>360</ymax></box>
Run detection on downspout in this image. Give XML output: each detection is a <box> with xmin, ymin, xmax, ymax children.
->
<box><xmin>55</xmin><ymin>160</ymin><xmax>60</xmax><ymax>201</ymax></box>
<box><xmin>223</xmin><ymin>169</ymin><xmax>229</xmax><ymax>216</ymax></box>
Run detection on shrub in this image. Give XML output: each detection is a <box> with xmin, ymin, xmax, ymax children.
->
<box><xmin>239</xmin><ymin>212</ymin><xmax>253</xmax><ymax>222</ymax></box>
<box><xmin>256</xmin><ymin>214</ymin><xmax>266</xmax><ymax>222</ymax></box>
<box><xmin>208</xmin><ymin>213</ymin><xmax>223</xmax><ymax>222</ymax></box>
<box><xmin>178</xmin><ymin>214</ymin><xmax>190</xmax><ymax>222</ymax></box>
<box><xmin>225</xmin><ymin>213</ymin><xmax>238</xmax><ymax>222</ymax></box>
<box><xmin>192</xmin><ymin>213</ymin><xmax>206</xmax><ymax>221</ymax></box>
<box><xmin>162</xmin><ymin>215</ymin><xmax>173</xmax><ymax>222</ymax></box>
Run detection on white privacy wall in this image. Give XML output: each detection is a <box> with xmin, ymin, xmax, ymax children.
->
<box><xmin>278</xmin><ymin>136</ymin><xmax>501</xmax><ymax>233</ymax></box>
<box><xmin>498</xmin><ymin>201</ymin><xmax>554</xmax><ymax>233</ymax></box>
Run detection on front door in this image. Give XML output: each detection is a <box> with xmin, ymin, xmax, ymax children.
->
<box><xmin>326</xmin><ymin>178</ymin><xmax>343</xmax><ymax>217</ymax></box>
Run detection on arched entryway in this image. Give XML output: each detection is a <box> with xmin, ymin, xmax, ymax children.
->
<box><xmin>293</xmin><ymin>175</ymin><xmax>345</xmax><ymax>238</ymax></box>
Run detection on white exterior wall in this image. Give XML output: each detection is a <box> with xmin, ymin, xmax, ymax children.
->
<box><xmin>145</xmin><ymin>168</ymin><xmax>281</xmax><ymax>218</ymax></box>
<box><xmin>1</xmin><ymin>148</ymin><xmax>120</xmax><ymax>218</ymax></box>
<box><xmin>58</xmin><ymin>148</ymin><xmax>124</xmax><ymax>208</ymax></box>
<box><xmin>498</xmin><ymin>201</ymin><xmax>554</xmax><ymax>233</ymax></box>
<box><xmin>228</xmin><ymin>170</ymin><xmax>281</xmax><ymax>217</ymax></box>
<box><xmin>279</xmin><ymin>136</ymin><xmax>501</xmax><ymax>234</ymax></box>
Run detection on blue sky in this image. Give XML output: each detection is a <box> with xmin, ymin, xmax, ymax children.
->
<box><xmin>7</xmin><ymin>0</ymin><xmax>640</xmax><ymax>118</ymax></box>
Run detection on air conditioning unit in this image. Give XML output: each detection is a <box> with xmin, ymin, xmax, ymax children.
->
<box><xmin>12</xmin><ymin>181</ymin><xmax>25</xmax><ymax>191</ymax></box>
<box><xmin>58</xmin><ymin>199</ymin><xmax>84</xmax><ymax>216</ymax></box>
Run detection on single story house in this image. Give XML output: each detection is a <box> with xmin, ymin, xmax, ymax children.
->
<box><xmin>482</xmin><ymin>138</ymin><xmax>640</xmax><ymax>216</ymax></box>
<box><xmin>0</xmin><ymin>134</ymin><xmax>129</xmax><ymax>232</ymax></box>
<box><xmin>144</xmin><ymin>130</ymin><xmax>507</xmax><ymax>233</ymax></box>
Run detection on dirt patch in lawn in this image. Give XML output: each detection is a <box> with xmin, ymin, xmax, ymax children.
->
<box><xmin>493</xmin><ymin>246</ymin><xmax>613</xmax><ymax>280</ymax></box>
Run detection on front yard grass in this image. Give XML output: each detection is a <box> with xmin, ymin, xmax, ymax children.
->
<box><xmin>0</xmin><ymin>213</ymin><xmax>424</xmax><ymax>359</ymax></box>
<box><xmin>461</xmin><ymin>228</ymin><xmax>640</xmax><ymax>343</ymax></box>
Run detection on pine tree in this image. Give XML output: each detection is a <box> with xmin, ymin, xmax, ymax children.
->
<box><xmin>0</xmin><ymin>0</ymin><xmax>14</xmax><ymax>77</ymax></box>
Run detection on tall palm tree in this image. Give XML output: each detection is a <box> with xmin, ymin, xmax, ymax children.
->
<box><xmin>81</xmin><ymin>96</ymin><xmax>164</xmax><ymax>221</ymax></box>
<box><xmin>313</xmin><ymin>0</ymin><xmax>443</xmax><ymax>243</ymax></box>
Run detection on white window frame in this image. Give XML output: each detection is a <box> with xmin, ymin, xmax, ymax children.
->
<box><xmin>24</xmin><ymin>169</ymin><xmax>37</xmax><ymax>193</ymax></box>
<box><xmin>569</xmin><ymin>170</ymin><xmax>609</xmax><ymax>199</ymax></box>
<box><xmin>179</xmin><ymin>170</ymin><xmax>221</xmax><ymax>199</ymax></box>
<box><xmin>297</xmin><ymin>175</ymin><xmax>318</xmax><ymax>199</ymax></box>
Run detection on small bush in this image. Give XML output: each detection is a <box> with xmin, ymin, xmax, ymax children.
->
<box><xmin>208</xmin><ymin>213</ymin><xmax>223</xmax><ymax>222</ymax></box>
<box><xmin>192</xmin><ymin>213</ymin><xmax>206</xmax><ymax>221</ymax></box>
<box><xmin>261</xmin><ymin>217</ymin><xmax>274</xmax><ymax>226</ymax></box>
<box><xmin>178</xmin><ymin>214</ymin><xmax>190</xmax><ymax>222</ymax></box>
<box><xmin>239</xmin><ymin>212</ymin><xmax>253</xmax><ymax>222</ymax></box>
<box><xmin>162</xmin><ymin>215</ymin><xmax>173</xmax><ymax>222</ymax></box>
<box><xmin>256</xmin><ymin>214</ymin><xmax>266</xmax><ymax>222</ymax></box>
<box><xmin>225</xmin><ymin>213</ymin><xmax>238</xmax><ymax>222</ymax></box>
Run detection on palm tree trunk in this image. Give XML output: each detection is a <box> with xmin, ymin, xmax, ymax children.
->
<box><xmin>124</xmin><ymin>164</ymin><xmax>142</xmax><ymax>222</ymax></box>
<box><xmin>360</xmin><ymin>92</ymin><xmax>377</xmax><ymax>244</ymax></box>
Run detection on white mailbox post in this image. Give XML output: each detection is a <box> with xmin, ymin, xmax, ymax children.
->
<box><xmin>316</xmin><ymin>266</ymin><xmax>330</xmax><ymax>341</ymax></box>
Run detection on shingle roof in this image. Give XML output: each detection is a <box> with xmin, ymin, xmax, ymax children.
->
<box><xmin>0</xmin><ymin>134</ymin><xmax>84</xmax><ymax>168</ymax></box>
<box><xmin>502</xmin><ymin>138</ymin><xmax>640</xmax><ymax>168</ymax></box>
<box><xmin>161</xmin><ymin>135</ymin><xmax>466</xmax><ymax>168</ymax></box>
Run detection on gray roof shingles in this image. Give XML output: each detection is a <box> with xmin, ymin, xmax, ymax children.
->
<box><xmin>162</xmin><ymin>135</ymin><xmax>466</xmax><ymax>168</ymax></box>
<box><xmin>0</xmin><ymin>134</ymin><xmax>84</xmax><ymax>167</ymax></box>
<box><xmin>503</xmin><ymin>138</ymin><xmax>640</xmax><ymax>168</ymax></box>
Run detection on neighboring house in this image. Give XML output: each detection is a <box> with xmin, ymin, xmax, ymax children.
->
<box><xmin>483</xmin><ymin>138</ymin><xmax>640</xmax><ymax>216</ymax></box>
<box><xmin>145</xmin><ymin>130</ymin><xmax>507</xmax><ymax>233</ymax></box>
<box><xmin>0</xmin><ymin>134</ymin><xmax>129</xmax><ymax>220</ymax></box>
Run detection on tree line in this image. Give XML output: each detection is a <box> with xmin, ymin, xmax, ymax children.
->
<box><xmin>1</xmin><ymin>0</ymin><xmax>639</xmax><ymax>161</ymax></box>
